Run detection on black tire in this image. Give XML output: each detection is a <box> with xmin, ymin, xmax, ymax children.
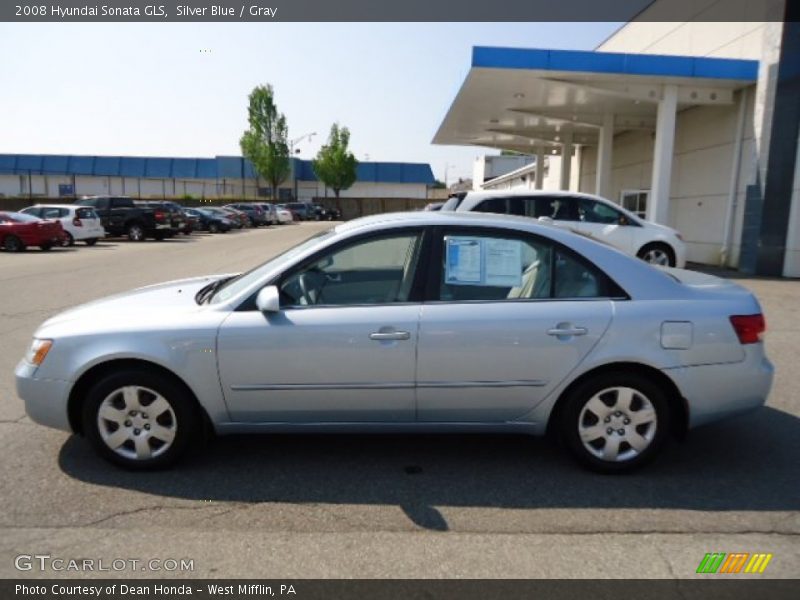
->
<box><xmin>636</xmin><ymin>242</ymin><xmax>675</xmax><ymax>267</ymax></box>
<box><xmin>4</xmin><ymin>235</ymin><xmax>25</xmax><ymax>252</ymax></box>
<box><xmin>85</xmin><ymin>238</ymin><xmax>98</xmax><ymax>246</ymax></box>
<box><xmin>40</xmin><ymin>243</ymin><xmax>53</xmax><ymax>251</ymax></box>
<box><xmin>62</xmin><ymin>232</ymin><xmax>75</xmax><ymax>247</ymax></box>
<box><xmin>82</xmin><ymin>368</ymin><xmax>201</xmax><ymax>470</ymax></box>
<box><xmin>208</xmin><ymin>222</ymin><xmax>219</xmax><ymax>234</ymax></box>
<box><xmin>154</xmin><ymin>232</ymin><xmax>166</xmax><ymax>241</ymax></box>
<box><xmin>127</xmin><ymin>223</ymin><xmax>146</xmax><ymax>242</ymax></box>
<box><xmin>559</xmin><ymin>371</ymin><xmax>670</xmax><ymax>473</ymax></box>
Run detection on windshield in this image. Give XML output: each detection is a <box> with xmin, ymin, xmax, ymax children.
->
<box><xmin>8</xmin><ymin>212</ymin><xmax>41</xmax><ymax>223</ymax></box>
<box><xmin>440</xmin><ymin>195</ymin><xmax>462</xmax><ymax>211</ymax></box>
<box><xmin>209</xmin><ymin>229</ymin><xmax>336</xmax><ymax>304</ymax></box>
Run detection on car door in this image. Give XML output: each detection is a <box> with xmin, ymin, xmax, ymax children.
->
<box><xmin>416</xmin><ymin>226</ymin><xmax>615</xmax><ymax>422</ymax></box>
<box><xmin>575</xmin><ymin>197</ymin><xmax>635</xmax><ymax>254</ymax></box>
<box><xmin>217</xmin><ymin>229</ymin><xmax>426</xmax><ymax>423</ymax></box>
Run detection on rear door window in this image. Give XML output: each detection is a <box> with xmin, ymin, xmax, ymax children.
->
<box><xmin>432</xmin><ymin>228</ymin><xmax>625</xmax><ymax>302</ymax></box>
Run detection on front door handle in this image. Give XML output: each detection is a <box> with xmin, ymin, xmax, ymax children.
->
<box><xmin>547</xmin><ymin>325</ymin><xmax>588</xmax><ymax>337</ymax></box>
<box><xmin>369</xmin><ymin>331</ymin><xmax>411</xmax><ymax>341</ymax></box>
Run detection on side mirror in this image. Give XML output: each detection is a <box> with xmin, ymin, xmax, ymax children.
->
<box><xmin>255</xmin><ymin>286</ymin><xmax>281</xmax><ymax>313</ymax></box>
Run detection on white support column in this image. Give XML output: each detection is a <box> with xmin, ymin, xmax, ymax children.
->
<box><xmin>559</xmin><ymin>131</ymin><xmax>573</xmax><ymax>191</ymax></box>
<box><xmin>596</xmin><ymin>113</ymin><xmax>614</xmax><ymax>199</ymax></box>
<box><xmin>649</xmin><ymin>84</ymin><xmax>678</xmax><ymax>224</ymax></box>
<box><xmin>535</xmin><ymin>147</ymin><xmax>545</xmax><ymax>189</ymax></box>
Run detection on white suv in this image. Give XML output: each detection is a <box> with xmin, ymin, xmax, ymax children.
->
<box><xmin>444</xmin><ymin>191</ymin><xmax>686</xmax><ymax>268</ymax></box>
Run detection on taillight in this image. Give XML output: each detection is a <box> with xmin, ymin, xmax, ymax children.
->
<box><xmin>729</xmin><ymin>314</ymin><xmax>765</xmax><ymax>344</ymax></box>
<box><xmin>73</xmin><ymin>217</ymin><xmax>82</xmax><ymax>227</ymax></box>
<box><xmin>154</xmin><ymin>210</ymin><xmax>166</xmax><ymax>222</ymax></box>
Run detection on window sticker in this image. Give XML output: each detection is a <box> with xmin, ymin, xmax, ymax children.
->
<box><xmin>445</xmin><ymin>236</ymin><xmax>523</xmax><ymax>287</ymax></box>
<box><xmin>485</xmin><ymin>239</ymin><xmax>523</xmax><ymax>287</ymax></box>
<box><xmin>446</xmin><ymin>237</ymin><xmax>482</xmax><ymax>284</ymax></box>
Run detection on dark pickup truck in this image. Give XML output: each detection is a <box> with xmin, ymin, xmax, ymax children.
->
<box><xmin>75</xmin><ymin>196</ymin><xmax>181</xmax><ymax>241</ymax></box>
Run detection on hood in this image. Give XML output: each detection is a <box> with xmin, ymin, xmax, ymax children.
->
<box><xmin>37</xmin><ymin>274</ymin><xmax>235</xmax><ymax>335</ymax></box>
<box><xmin>640</xmin><ymin>219</ymin><xmax>680</xmax><ymax>237</ymax></box>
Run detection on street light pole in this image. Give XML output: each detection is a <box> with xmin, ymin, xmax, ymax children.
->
<box><xmin>289</xmin><ymin>132</ymin><xmax>317</xmax><ymax>202</ymax></box>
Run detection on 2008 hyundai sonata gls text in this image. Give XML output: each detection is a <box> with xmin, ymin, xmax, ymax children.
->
<box><xmin>16</xmin><ymin>212</ymin><xmax>773</xmax><ymax>472</ymax></box>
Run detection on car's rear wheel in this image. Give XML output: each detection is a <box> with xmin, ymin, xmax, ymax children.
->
<box><xmin>82</xmin><ymin>369</ymin><xmax>200</xmax><ymax>470</ymax></box>
<box><xmin>127</xmin><ymin>223</ymin><xmax>145</xmax><ymax>242</ymax></box>
<box><xmin>559</xmin><ymin>372</ymin><xmax>669</xmax><ymax>473</ymax></box>
<box><xmin>62</xmin><ymin>232</ymin><xmax>75</xmax><ymax>247</ymax></box>
<box><xmin>208</xmin><ymin>222</ymin><xmax>219</xmax><ymax>233</ymax></box>
<box><xmin>85</xmin><ymin>238</ymin><xmax>98</xmax><ymax>246</ymax></box>
<box><xmin>637</xmin><ymin>243</ymin><xmax>675</xmax><ymax>267</ymax></box>
<box><xmin>4</xmin><ymin>235</ymin><xmax>25</xmax><ymax>252</ymax></box>
<box><xmin>39</xmin><ymin>243</ymin><xmax>53</xmax><ymax>251</ymax></box>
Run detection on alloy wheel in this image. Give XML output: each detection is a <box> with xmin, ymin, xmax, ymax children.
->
<box><xmin>642</xmin><ymin>248</ymin><xmax>670</xmax><ymax>266</ymax></box>
<box><xmin>128</xmin><ymin>225</ymin><xmax>144</xmax><ymax>241</ymax></box>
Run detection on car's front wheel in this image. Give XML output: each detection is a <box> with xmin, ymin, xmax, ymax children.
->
<box><xmin>559</xmin><ymin>372</ymin><xmax>669</xmax><ymax>473</ymax></box>
<box><xmin>637</xmin><ymin>243</ymin><xmax>675</xmax><ymax>267</ymax></box>
<box><xmin>82</xmin><ymin>369</ymin><xmax>200</xmax><ymax>470</ymax></box>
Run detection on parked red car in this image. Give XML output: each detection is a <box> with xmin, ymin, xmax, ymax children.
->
<box><xmin>0</xmin><ymin>211</ymin><xmax>65</xmax><ymax>252</ymax></box>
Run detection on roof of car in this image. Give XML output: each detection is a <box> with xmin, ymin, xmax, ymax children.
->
<box><xmin>461</xmin><ymin>189</ymin><xmax>610</xmax><ymax>201</ymax></box>
<box><xmin>23</xmin><ymin>204</ymin><xmax>80</xmax><ymax>209</ymax></box>
<box><xmin>335</xmin><ymin>209</ymin><xmax>569</xmax><ymax>236</ymax></box>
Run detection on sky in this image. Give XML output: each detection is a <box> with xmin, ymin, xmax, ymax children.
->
<box><xmin>0</xmin><ymin>22</ymin><xmax>621</xmax><ymax>183</ymax></box>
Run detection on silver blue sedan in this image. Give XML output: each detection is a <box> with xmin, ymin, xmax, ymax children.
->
<box><xmin>16</xmin><ymin>212</ymin><xmax>773</xmax><ymax>472</ymax></box>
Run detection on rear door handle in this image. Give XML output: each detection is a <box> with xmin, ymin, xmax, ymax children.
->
<box><xmin>547</xmin><ymin>326</ymin><xmax>588</xmax><ymax>337</ymax></box>
<box><xmin>369</xmin><ymin>331</ymin><xmax>411</xmax><ymax>341</ymax></box>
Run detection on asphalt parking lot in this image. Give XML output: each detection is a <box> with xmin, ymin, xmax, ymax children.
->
<box><xmin>0</xmin><ymin>224</ymin><xmax>798</xmax><ymax>579</ymax></box>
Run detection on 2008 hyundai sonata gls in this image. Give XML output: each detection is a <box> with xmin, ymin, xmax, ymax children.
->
<box><xmin>16</xmin><ymin>212</ymin><xmax>773</xmax><ymax>472</ymax></box>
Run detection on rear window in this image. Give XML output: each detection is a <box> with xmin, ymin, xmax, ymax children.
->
<box><xmin>76</xmin><ymin>207</ymin><xmax>97</xmax><ymax>219</ymax></box>
<box><xmin>112</xmin><ymin>197</ymin><xmax>135</xmax><ymax>208</ymax></box>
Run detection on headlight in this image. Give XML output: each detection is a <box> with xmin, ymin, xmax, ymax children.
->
<box><xmin>25</xmin><ymin>339</ymin><xmax>53</xmax><ymax>366</ymax></box>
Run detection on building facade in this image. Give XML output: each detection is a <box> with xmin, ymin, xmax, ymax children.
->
<box><xmin>0</xmin><ymin>154</ymin><xmax>435</xmax><ymax>202</ymax></box>
<box><xmin>434</xmin><ymin>1</ymin><xmax>799</xmax><ymax>277</ymax></box>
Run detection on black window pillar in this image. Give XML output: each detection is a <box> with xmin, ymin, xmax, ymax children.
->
<box><xmin>756</xmin><ymin>7</ymin><xmax>800</xmax><ymax>276</ymax></box>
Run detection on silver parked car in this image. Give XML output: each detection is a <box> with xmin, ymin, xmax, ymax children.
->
<box><xmin>16</xmin><ymin>212</ymin><xmax>773</xmax><ymax>472</ymax></box>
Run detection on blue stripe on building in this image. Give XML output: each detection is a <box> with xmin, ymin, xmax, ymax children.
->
<box><xmin>0</xmin><ymin>154</ymin><xmax>436</xmax><ymax>185</ymax></box>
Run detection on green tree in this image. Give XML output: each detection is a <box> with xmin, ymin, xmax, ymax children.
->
<box><xmin>312</xmin><ymin>123</ymin><xmax>358</xmax><ymax>209</ymax></box>
<box><xmin>239</xmin><ymin>85</ymin><xmax>290</xmax><ymax>201</ymax></box>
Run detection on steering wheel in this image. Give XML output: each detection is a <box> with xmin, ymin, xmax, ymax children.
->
<box><xmin>297</xmin><ymin>269</ymin><xmax>326</xmax><ymax>305</ymax></box>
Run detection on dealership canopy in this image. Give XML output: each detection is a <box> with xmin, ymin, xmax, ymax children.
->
<box><xmin>433</xmin><ymin>46</ymin><xmax>758</xmax><ymax>223</ymax></box>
